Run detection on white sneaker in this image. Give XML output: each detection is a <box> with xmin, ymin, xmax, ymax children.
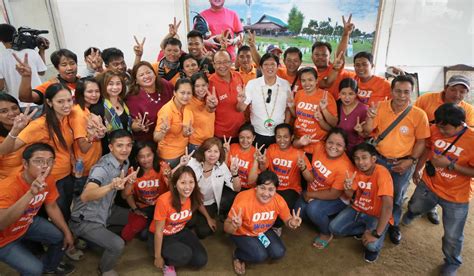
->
<box><xmin>162</xmin><ymin>265</ymin><xmax>176</xmax><ymax>276</ymax></box>
<box><xmin>101</xmin><ymin>269</ymin><xmax>119</xmax><ymax>276</ymax></box>
<box><xmin>272</xmin><ymin>227</ymin><xmax>282</xmax><ymax>237</ymax></box>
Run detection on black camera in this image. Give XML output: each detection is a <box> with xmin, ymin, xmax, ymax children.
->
<box><xmin>425</xmin><ymin>160</ymin><xmax>436</xmax><ymax>177</ymax></box>
<box><xmin>12</xmin><ymin>27</ymin><xmax>49</xmax><ymax>51</ymax></box>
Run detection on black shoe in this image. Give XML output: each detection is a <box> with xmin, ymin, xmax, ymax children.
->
<box><xmin>353</xmin><ymin>234</ymin><xmax>363</xmax><ymax>240</ymax></box>
<box><xmin>388</xmin><ymin>225</ymin><xmax>402</xmax><ymax>245</ymax></box>
<box><xmin>43</xmin><ymin>261</ymin><xmax>75</xmax><ymax>275</ymax></box>
<box><xmin>427</xmin><ymin>210</ymin><xmax>440</xmax><ymax>225</ymax></box>
<box><xmin>364</xmin><ymin>249</ymin><xmax>379</xmax><ymax>263</ymax></box>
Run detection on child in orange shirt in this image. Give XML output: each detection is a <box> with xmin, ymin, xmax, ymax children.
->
<box><xmin>148</xmin><ymin>166</ymin><xmax>210</xmax><ymax>275</ymax></box>
<box><xmin>330</xmin><ymin>142</ymin><xmax>394</xmax><ymax>263</ymax></box>
<box><xmin>121</xmin><ymin>141</ymin><xmax>170</xmax><ymax>242</ymax></box>
<box><xmin>294</xmin><ymin>128</ymin><xmax>355</xmax><ymax>249</ymax></box>
<box><xmin>224</xmin><ymin>170</ymin><xmax>302</xmax><ymax>275</ymax></box>
<box><xmin>226</xmin><ymin>123</ymin><xmax>259</xmax><ymax>189</ymax></box>
<box><xmin>402</xmin><ymin>103</ymin><xmax>474</xmax><ymax>275</ymax></box>
<box><xmin>259</xmin><ymin>123</ymin><xmax>312</xmax><ymax>234</ymax></box>
<box><xmin>292</xmin><ymin>67</ymin><xmax>338</xmax><ymax>154</ymax></box>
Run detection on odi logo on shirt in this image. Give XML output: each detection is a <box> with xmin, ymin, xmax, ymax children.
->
<box><xmin>169</xmin><ymin>210</ymin><xmax>192</xmax><ymax>221</ymax></box>
<box><xmin>272</xmin><ymin>158</ymin><xmax>293</xmax><ymax>168</ymax></box>
<box><xmin>312</xmin><ymin>160</ymin><xmax>332</xmax><ymax>178</ymax></box>
<box><xmin>252</xmin><ymin>211</ymin><xmax>276</xmax><ymax>222</ymax></box>
<box><xmin>137</xmin><ymin>179</ymin><xmax>161</xmax><ymax>188</ymax></box>
<box><xmin>297</xmin><ymin>102</ymin><xmax>318</xmax><ymax>111</ymax></box>
<box><xmin>357</xmin><ymin>181</ymin><xmax>373</xmax><ymax>190</ymax></box>
<box><xmin>434</xmin><ymin>140</ymin><xmax>464</xmax><ymax>157</ymax></box>
<box><xmin>29</xmin><ymin>192</ymin><xmax>49</xmax><ymax>205</ymax></box>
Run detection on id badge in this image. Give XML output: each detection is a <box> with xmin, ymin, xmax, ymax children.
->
<box><xmin>257</xmin><ymin>233</ymin><xmax>271</xmax><ymax>248</ymax></box>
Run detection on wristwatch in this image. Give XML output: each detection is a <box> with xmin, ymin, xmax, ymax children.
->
<box><xmin>407</xmin><ymin>156</ymin><xmax>417</xmax><ymax>164</ymax></box>
<box><xmin>448</xmin><ymin>161</ymin><xmax>456</xmax><ymax>171</ymax></box>
<box><xmin>371</xmin><ymin>229</ymin><xmax>382</xmax><ymax>239</ymax></box>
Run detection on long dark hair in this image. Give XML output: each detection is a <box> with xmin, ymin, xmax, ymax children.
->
<box><xmin>128</xmin><ymin>61</ymin><xmax>163</xmax><ymax>96</ymax></box>
<box><xmin>75</xmin><ymin>77</ymin><xmax>101</xmax><ymax>110</ymax></box>
<box><xmin>170</xmin><ymin>166</ymin><xmax>202</xmax><ymax>213</ymax></box>
<box><xmin>133</xmin><ymin>140</ymin><xmax>161</xmax><ymax>177</ymax></box>
<box><xmin>0</xmin><ymin>92</ymin><xmax>20</xmax><ymax>137</ymax></box>
<box><xmin>43</xmin><ymin>83</ymin><xmax>72</xmax><ymax>149</ymax></box>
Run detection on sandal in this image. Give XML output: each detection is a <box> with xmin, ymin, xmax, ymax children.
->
<box><xmin>312</xmin><ymin>234</ymin><xmax>333</xmax><ymax>250</ymax></box>
<box><xmin>65</xmin><ymin>247</ymin><xmax>84</xmax><ymax>261</ymax></box>
<box><xmin>233</xmin><ymin>257</ymin><xmax>245</xmax><ymax>275</ymax></box>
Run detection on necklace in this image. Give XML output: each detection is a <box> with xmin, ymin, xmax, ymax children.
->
<box><xmin>261</xmin><ymin>84</ymin><xmax>279</xmax><ymax>130</ymax></box>
<box><xmin>144</xmin><ymin>90</ymin><xmax>161</xmax><ymax>104</ymax></box>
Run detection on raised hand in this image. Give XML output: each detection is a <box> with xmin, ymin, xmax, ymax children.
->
<box><xmin>353</xmin><ymin>116</ymin><xmax>366</xmax><ymax>134</ymax></box>
<box><xmin>342</xmin><ymin>14</ymin><xmax>355</xmax><ymax>34</ymax></box>
<box><xmin>223</xmin><ymin>135</ymin><xmax>232</xmax><ymax>153</ymax></box>
<box><xmin>319</xmin><ymin>91</ymin><xmax>329</xmax><ymax>110</ymax></box>
<box><xmin>179</xmin><ymin>147</ymin><xmax>195</xmax><ymax>167</ymax></box>
<box><xmin>126</xmin><ymin>167</ymin><xmax>140</xmax><ymax>185</ymax></box>
<box><xmin>332</xmin><ymin>51</ymin><xmax>345</xmax><ymax>71</ymax></box>
<box><xmin>30</xmin><ymin>166</ymin><xmax>51</xmax><ymax>195</ymax></box>
<box><xmin>236</xmin><ymin>85</ymin><xmax>246</xmax><ymax>104</ymax></box>
<box><xmin>158</xmin><ymin>116</ymin><xmax>170</xmax><ymax>134</ymax></box>
<box><xmin>13</xmin><ymin>53</ymin><xmax>32</xmax><ymax>77</ymax></box>
<box><xmin>206</xmin><ymin>87</ymin><xmax>218</xmax><ymax>109</ymax></box>
<box><xmin>134</xmin><ymin>112</ymin><xmax>153</xmax><ymax>132</ymax></box>
<box><xmin>313</xmin><ymin>105</ymin><xmax>324</xmax><ymax>122</ymax></box>
<box><xmin>230</xmin><ymin>155</ymin><xmax>239</xmax><ymax>176</ymax></box>
<box><xmin>344</xmin><ymin>170</ymin><xmax>357</xmax><ymax>191</ymax></box>
<box><xmin>37</xmin><ymin>37</ymin><xmax>50</xmax><ymax>50</ymax></box>
<box><xmin>367</xmin><ymin>102</ymin><xmax>380</xmax><ymax>119</ymax></box>
<box><xmin>133</xmin><ymin>35</ymin><xmax>146</xmax><ymax>57</ymax></box>
<box><xmin>168</xmin><ymin>17</ymin><xmax>182</xmax><ymax>37</ymax></box>
<box><xmin>288</xmin><ymin>208</ymin><xmax>302</xmax><ymax>229</ymax></box>
<box><xmin>254</xmin><ymin>143</ymin><xmax>267</xmax><ymax>166</ymax></box>
<box><xmin>111</xmin><ymin>169</ymin><xmax>137</xmax><ymax>191</ymax></box>
<box><xmin>246</xmin><ymin>30</ymin><xmax>256</xmax><ymax>47</ymax></box>
<box><xmin>182</xmin><ymin>120</ymin><xmax>194</xmax><ymax>137</ymax></box>
<box><xmin>230</xmin><ymin>207</ymin><xmax>243</xmax><ymax>229</ymax></box>
<box><xmin>11</xmin><ymin>105</ymin><xmax>37</xmax><ymax>135</ymax></box>
<box><xmin>296</xmin><ymin>152</ymin><xmax>307</xmax><ymax>171</ymax></box>
<box><xmin>299</xmin><ymin>133</ymin><xmax>318</xmax><ymax>146</ymax></box>
<box><xmin>85</xmin><ymin>48</ymin><xmax>103</xmax><ymax>71</ymax></box>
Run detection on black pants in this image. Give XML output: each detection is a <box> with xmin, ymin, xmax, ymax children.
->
<box><xmin>273</xmin><ymin>189</ymin><xmax>300</xmax><ymax>228</ymax></box>
<box><xmin>254</xmin><ymin>133</ymin><xmax>275</xmax><ymax>150</ymax></box>
<box><xmin>147</xmin><ymin>228</ymin><xmax>207</xmax><ymax>268</ymax></box>
<box><xmin>187</xmin><ymin>203</ymin><xmax>218</xmax><ymax>239</ymax></box>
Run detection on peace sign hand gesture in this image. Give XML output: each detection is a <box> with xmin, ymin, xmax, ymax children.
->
<box><xmin>133</xmin><ymin>35</ymin><xmax>146</xmax><ymax>57</ymax></box>
<box><xmin>158</xmin><ymin>116</ymin><xmax>170</xmax><ymax>134</ymax></box>
<box><xmin>230</xmin><ymin>155</ymin><xmax>239</xmax><ymax>176</ymax></box>
<box><xmin>179</xmin><ymin>147</ymin><xmax>195</xmax><ymax>167</ymax></box>
<box><xmin>11</xmin><ymin>105</ymin><xmax>38</xmax><ymax>135</ymax></box>
<box><xmin>236</xmin><ymin>85</ymin><xmax>246</xmax><ymax>104</ymax></box>
<box><xmin>134</xmin><ymin>112</ymin><xmax>153</xmax><ymax>133</ymax></box>
<box><xmin>230</xmin><ymin>208</ymin><xmax>243</xmax><ymax>229</ymax></box>
<box><xmin>319</xmin><ymin>91</ymin><xmax>330</xmax><ymax>111</ymax></box>
<box><xmin>182</xmin><ymin>120</ymin><xmax>194</xmax><ymax>137</ymax></box>
<box><xmin>246</xmin><ymin>30</ymin><xmax>256</xmax><ymax>47</ymax></box>
<box><xmin>299</xmin><ymin>133</ymin><xmax>318</xmax><ymax>146</ymax></box>
<box><xmin>353</xmin><ymin>116</ymin><xmax>366</xmax><ymax>134</ymax></box>
<box><xmin>13</xmin><ymin>53</ymin><xmax>32</xmax><ymax>77</ymax></box>
<box><xmin>85</xmin><ymin>48</ymin><xmax>103</xmax><ymax>71</ymax></box>
<box><xmin>111</xmin><ymin>169</ymin><xmax>137</xmax><ymax>191</ymax></box>
<box><xmin>288</xmin><ymin>208</ymin><xmax>302</xmax><ymax>229</ymax></box>
<box><xmin>296</xmin><ymin>152</ymin><xmax>307</xmax><ymax>171</ymax></box>
<box><xmin>30</xmin><ymin>166</ymin><xmax>51</xmax><ymax>195</ymax></box>
<box><xmin>332</xmin><ymin>51</ymin><xmax>345</xmax><ymax>71</ymax></box>
<box><xmin>223</xmin><ymin>135</ymin><xmax>232</xmax><ymax>153</ymax></box>
<box><xmin>367</xmin><ymin>102</ymin><xmax>380</xmax><ymax>119</ymax></box>
<box><xmin>168</xmin><ymin>17</ymin><xmax>182</xmax><ymax>37</ymax></box>
<box><xmin>342</xmin><ymin>14</ymin><xmax>355</xmax><ymax>34</ymax></box>
<box><xmin>344</xmin><ymin>170</ymin><xmax>357</xmax><ymax>191</ymax></box>
<box><xmin>254</xmin><ymin>143</ymin><xmax>267</xmax><ymax>166</ymax></box>
<box><xmin>206</xmin><ymin>87</ymin><xmax>218</xmax><ymax>109</ymax></box>
<box><xmin>313</xmin><ymin>105</ymin><xmax>323</xmax><ymax>122</ymax></box>
<box><xmin>126</xmin><ymin>167</ymin><xmax>140</xmax><ymax>186</ymax></box>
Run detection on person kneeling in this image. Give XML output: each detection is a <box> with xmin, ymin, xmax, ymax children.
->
<box><xmin>329</xmin><ymin>143</ymin><xmax>393</xmax><ymax>263</ymax></box>
<box><xmin>224</xmin><ymin>170</ymin><xmax>302</xmax><ymax>275</ymax></box>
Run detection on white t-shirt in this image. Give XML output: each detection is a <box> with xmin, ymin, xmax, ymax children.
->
<box><xmin>199</xmin><ymin>175</ymin><xmax>216</xmax><ymax>205</ymax></box>
<box><xmin>244</xmin><ymin>76</ymin><xmax>291</xmax><ymax>136</ymax></box>
<box><xmin>0</xmin><ymin>48</ymin><xmax>46</xmax><ymax>107</ymax></box>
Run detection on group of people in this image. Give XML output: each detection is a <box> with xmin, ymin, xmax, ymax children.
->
<box><xmin>0</xmin><ymin>1</ymin><xmax>473</xmax><ymax>276</ymax></box>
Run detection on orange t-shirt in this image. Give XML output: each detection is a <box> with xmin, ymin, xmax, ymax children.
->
<box><xmin>0</xmin><ymin>136</ymin><xmax>23</xmax><ymax>179</ymax></box>
<box><xmin>236</xmin><ymin>66</ymin><xmax>257</xmax><ymax>86</ymax></box>
<box><xmin>209</xmin><ymin>71</ymin><xmax>245</xmax><ymax>138</ymax></box>
<box><xmin>264</xmin><ymin>144</ymin><xmax>310</xmax><ymax>193</ymax></box>
<box><xmin>415</xmin><ymin>92</ymin><xmax>474</xmax><ymax>127</ymax></box>
<box><xmin>294</xmin><ymin>89</ymin><xmax>338</xmax><ymax>153</ymax></box>
<box><xmin>188</xmin><ymin>96</ymin><xmax>215</xmax><ymax>146</ymax></box>
<box><xmin>228</xmin><ymin>188</ymin><xmax>291</xmax><ymax>237</ymax></box>
<box><xmin>0</xmin><ymin>174</ymin><xmax>58</xmax><ymax>247</ymax></box>
<box><xmin>351</xmin><ymin>164</ymin><xmax>394</xmax><ymax>220</ymax></box>
<box><xmin>317</xmin><ymin>65</ymin><xmax>356</xmax><ymax>100</ymax></box>
<box><xmin>277</xmin><ymin>69</ymin><xmax>302</xmax><ymax>91</ymax></box>
<box><xmin>227</xmin><ymin>143</ymin><xmax>258</xmax><ymax>189</ymax></box>
<box><xmin>308</xmin><ymin>142</ymin><xmax>354</xmax><ymax>193</ymax></box>
<box><xmin>422</xmin><ymin>125</ymin><xmax>474</xmax><ymax>203</ymax></box>
<box><xmin>155</xmin><ymin>98</ymin><xmax>193</xmax><ymax>159</ymax></box>
<box><xmin>372</xmin><ymin>101</ymin><xmax>430</xmax><ymax>158</ymax></box>
<box><xmin>149</xmin><ymin>191</ymin><xmax>193</xmax><ymax>235</ymax></box>
<box><xmin>33</xmin><ymin>79</ymin><xmax>77</xmax><ymax>100</ymax></box>
<box><xmin>355</xmin><ymin>75</ymin><xmax>391</xmax><ymax>106</ymax></box>
<box><xmin>69</xmin><ymin>105</ymin><xmax>102</xmax><ymax>175</ymax></box>
<box><xmin>17</xmin><ymin>116</ymin><xmax>74</xmax><ymax>180</ymax></box>
<box><xmin>130</xmin><ymin>166</ymin><xmax>169</xmax><ymax>209</ymax></box>
<box><xmin>152</xmin><ymin>62</ymin><xmax>180</xmax><ymax>86</ymax></box>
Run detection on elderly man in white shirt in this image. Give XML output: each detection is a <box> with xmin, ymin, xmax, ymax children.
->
<box><xmin>237</xmin><ymin>53</ymin><xmax>292</xmax><ymax>148</ymax></box>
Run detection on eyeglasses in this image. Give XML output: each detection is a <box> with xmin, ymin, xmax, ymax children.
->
<box><xmin>266</xmin><ymin>89</ymin><xmax>272</xmax><ymax>103</ymax></box>
<box><xmin>30</xmin><ymin>158</ymin><xmax>55</xmax><ymax>167</ymax></box>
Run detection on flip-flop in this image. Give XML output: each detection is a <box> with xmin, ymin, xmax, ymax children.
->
<box><xmin>312</xmin><ymin>234</ymin><xmax>333</xmax><ymax>249</ymax></box>
<box><xmin>233</xmin><ymin>257</ymin><xmax>245</xmax><ymax>275</ymax></box>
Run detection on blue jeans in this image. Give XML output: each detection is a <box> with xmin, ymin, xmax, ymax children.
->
<box><xmin>377</xmin><ymin>156</ymin><xmax>415</xmax><ymax>226</ymax></box>
<box><xmin>187</xmin><ymin>143</ymin><xmax>200</xmax><ymax>153</ymax></box>
<box><xmin>404</xmin><ymin>181</ymin><xmax>469</xmax><ymax>270</ymax></box>
<box><xmin>230</xmin><ymin>229</ymin><xmax>285</xmax><ymax>263</ymax></box>
<box><xmin>56</xmin><ymin>174</ymin><xmax>75</xmax><ymax>222</ymax></box>
<box><xmin>0</xmin><ymin>216</ymin><xmax>64</xmax><ymax>275</ymax></box>
<box><xmin>329</xmin><ymin>207</ymin><xmax>388</xmax><ymax>252</ymax></box>
<box><xmin>294</xmin><ymin>197</ymin><xmax>346</xmax><ymax>235</ymax></box>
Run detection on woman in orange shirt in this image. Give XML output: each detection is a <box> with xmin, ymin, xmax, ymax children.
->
<box><xmin>187</xmin><ymin>72</ymin><xmax>217</xmax><ymax>152</ymax></box>
<box><xmin>121</xmin><ymin>141</ymin><xmax>170</xmax><ymax>242</ymax></box>
<box><xmin>148</xmin><ymin>166</ymin><xmax>209</xmax><ymax>275</ymax></box>
<box><xmin>294</xmin><ymin>128</ymin><xmax>355</xmax><ymax>249</ymax></box>
<box><xmin>224</xmin><ymin>170</ymin><xmax>302</xmax><ymax>275</ymax></box>
<box><xmin>154</xmin><ymin>78</ymin><xmax>194</xmax><ymax>168</ymax></box>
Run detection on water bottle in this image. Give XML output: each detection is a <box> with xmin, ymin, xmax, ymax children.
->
<box><xmin>74</xmin><ymin>158</ymin><xmax>84</xmax><ymax>178</ymax></box>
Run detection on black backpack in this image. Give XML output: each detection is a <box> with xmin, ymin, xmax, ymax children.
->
<box><xmin>192</xmin><ymin>12</ymin><xmax>211</xmax><ymax>39</ymax></box>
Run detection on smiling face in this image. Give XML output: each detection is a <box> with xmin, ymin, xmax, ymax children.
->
<box><xmin>174</xmin><ymin>83</ymin><xmax>193</xmax><ymax>106</ymax></box>
<box><xmin>106</xmin><ymin>76</ymin><xmax>123</xmax><ymax>98</ymax></box>
<box><xmin>213</xmin><ymin>51</ymin><xmax>232</xmax><ymax>78</ymax></box>
<box><xmin>47</xmin><ymin>89</ymin><xmax>73</xmax><ymax>118</ymax></box>
<box><xmin>239</xmin><ymin>130</ymin><xmax>255</xmax><ymax>150</ymax></box>
<box><xmin>256</xmin><ymin>181</ymin><xmax>277</xmax><ymax>204</ymax></box>
<box><xmin>354</xmin><ymin>57</ymin><xmax>373</xmax><ymax>81</ymax></box>
<box><xmin>83</xmin><ymin>82</ymin><xmax>101</xmax><ymax>106</ymax></box>
<box><xmin>57</xmin><ymin>56</ymin><xmax>77</xmax><ymax>82</ymax></box>
<box><xmin>209</xmin><ymin>0</ymin><xmax>225</xmax><ymax>9</ymax></box>
<box><xmin>193</xmin><ymin>78</ymin><xmax>208</xmax><ymax>99</ymax></box>
<box><xmin>204</xmin><ymin>144</ymin><xmax>221</xmax><ymax>165</ymax></box>
<box><xmin>0</xmin><ymin>100</ymin><xmax>21</xmax><ymax>128</ymax></box>
<box><xmin>108</xmin><ymin>136</ymin><xmax>133</xmax><ymax>163</ymax></box>
<box><xmin>164</xmin><ymin>44</ymin><xmax>181</xmax><ymax>63</ymax></box>
<box><xmin>175</xmin><ymin>172</ymin><xmax>195</xmax><ymax>200</ymax></box>
<box><xmin>183</xmin><ymin>58</ymin><xmax>199</xmax><ymax>77</ymax></box>
<box><xmin>312</xmin><ymin>46</ymin><xmax>330</xmax><ymax>69</ymax></box>
<box><xmin>275</xmin><ymin>127</ymin><xmax>292</xmax><ymax>150</ymax></box>
<box><xmin>136</xmin><ymin>65</ymin><xmax>156</xmax><ymax>88</ymax></box>
<box><xmin>237</xmin><ymin>50</ymin><xmax>253</xmax><ymax>71</ymax></box>
<box><xmin>353</xmin><ymin>150</ymin><xmax>376</xmax><ymax>174</ymax></box>
<box><xmin>187</xmin><ymin>36</ymin><xmax>204</xmax><ymax>58</ymax></box>
<box><xmin>136</xmin><ymin>146</ymin><xmax>154</xmax><ymax>171</ymax></box>
<box><xmin>261</xmin><ymin>58</ymin><xmax>278</xmax><ymax>78</ymax></box>
<box><xmin>284</xmin><ymin>52</ymin><xmax>302</xmax><ymax>74</ymax></box>
<box><xmin>325</xmin><ymin>133</ymin><xmax>346</xmax><ymax>159</ymax></box>
<box><xmin>300</xmin><ymin>71</ymin><xmax>317</xmax><ymax>93</ymax></box>
<box><xmin>391</xmin><ymin>81</ymin><xmax>412</xmax><ymax>108</ymax></box>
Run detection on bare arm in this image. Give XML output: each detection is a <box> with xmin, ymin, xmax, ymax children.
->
<box><xmin>375</xmin><ymin>196</ymin><xmax>392</xmax><ymax>235</ymax></box>
<box><xmin>0</xmin><ymin>191</ymin><xmax>34</xmax><ymax>231</ymax></box>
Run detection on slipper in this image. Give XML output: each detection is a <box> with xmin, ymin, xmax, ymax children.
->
<box><xmin>66</xmin><ymin>247</ymin><xmax>84</xmax><ymax>261</ymax></box>
<box><xmin>233</xmin><ymin>257</ymin><xmax>245</xmax><ymax>275</ymax></box>
<box><xmin>312</xmin><ymin>234</ymin><xmax>333</xmax><ymax>249</ymax></box>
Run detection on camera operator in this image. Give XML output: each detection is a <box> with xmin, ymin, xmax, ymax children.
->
<box><xmin>0</xmin><ymin>24</ymin><xmax>47</xmax><ymax>112</ymax></box>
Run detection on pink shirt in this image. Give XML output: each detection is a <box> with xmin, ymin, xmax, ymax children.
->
<box><xmin>337</xmin><ymin>101</ymin><xmax>368</xmax><ymax>153</ymax></box>
<box><xmin>201</xmin><ymin>7</ymin><xmax>243</xmax><ymax>61</ymax></box>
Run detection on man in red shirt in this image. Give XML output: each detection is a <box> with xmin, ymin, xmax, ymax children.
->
<box><xmin>0</xmin><ymin>143</ymin><xmax>74</xmax><ymax>275</ymax></box>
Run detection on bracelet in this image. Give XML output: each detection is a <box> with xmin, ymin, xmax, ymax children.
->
<box><xmin>232</xmin><ymin>174</ymin><xmax>239</xmax><ymax>178</ymax></box>
<box><xmin>7</xmin><ymin>132</ymin><xmax>17</xmax><ymax>139</ymax></box>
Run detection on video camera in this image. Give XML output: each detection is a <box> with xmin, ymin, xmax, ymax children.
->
<box><xmin>12</xmin><ymin>27</ymin><xmax>49</xmax><ymax>51</ymax></box>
